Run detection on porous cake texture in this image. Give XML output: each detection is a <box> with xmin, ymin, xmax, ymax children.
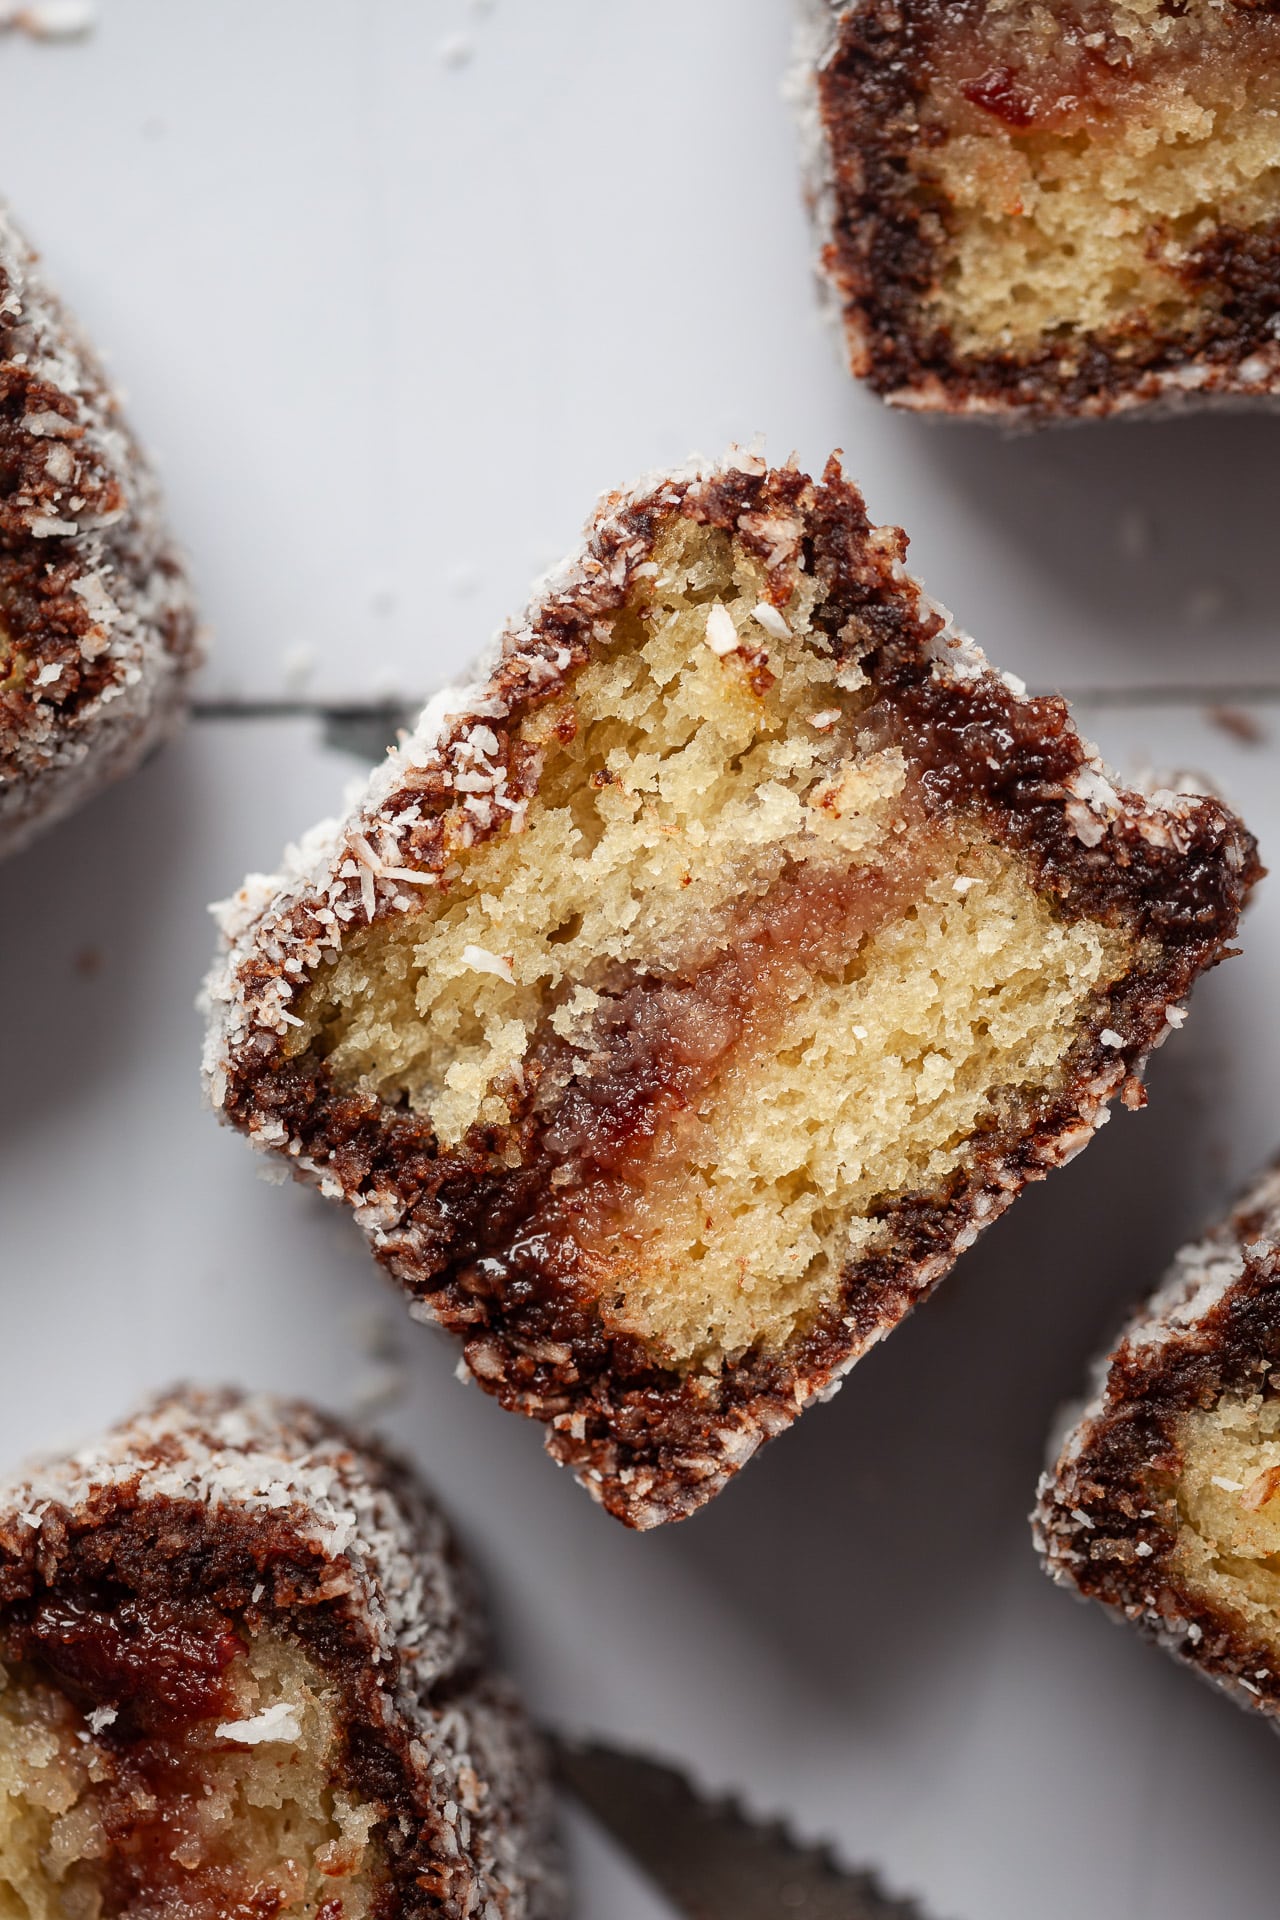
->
<box><xmin>1037</xmin><ymin>1162</ymin><xmax>1280</xmax><ymax>1728</ymax></box>
<box><xmin>797</xmin><ymin>0</ymin><xmax>1280</xmax><ymax>419</ymax></box>
<box><xmin>0</xmin><ymin>205</ymin><xmax>199</xmax><ymax>859</ymax></box>
<box><xmin>0</xmin><ymin>1389</ymin><xmax>561</xmax><ymax>1920</ymax></box>
<box><xmin>204</xmin><ymin>451</ymin><xmax>1258</xmax><ymax>1528</ymax></box>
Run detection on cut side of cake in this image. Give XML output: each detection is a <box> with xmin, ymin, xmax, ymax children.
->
<box><xmin>0</xmin><ymin>1389</ymin><xmax>561</xmax><ymax>1920</ymax></box>
<box><xmin>798</xmin><ymin>0</ymin><xmax>1280</xmax><ymax>418</ymax></box>
<box><xmin>204</xmin><ymin>452</ymin><xmax>1259</xmax><ymax>1527</ymax></box>
<box><xmin>1037</xmin><ymin>1162</ymin><xmax>1280</xmax><ymax>1726</ymax></box>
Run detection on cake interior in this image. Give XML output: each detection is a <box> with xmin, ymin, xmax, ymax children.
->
<box><xmin>295</xmin><ymin>521</ymin><xmax>1133</xmax><ymax>1373</ymax></box>
<box><xmin>0</xmin><ymin>1605</ymin><xmax>382</xmax><ymax>1919</ymax></box>
<box><xmin>1167</xmin><ymin>1388</ymin><xmax>1280</xmax><ymax>1662</ymax></box>
<box><xmin>0</xmin><ymin>624</ymin><xmax>23</xmax><ymax>699</ymax></box>
<box><xmin>901</xmin><ymin>0</ymin><xmax>1280</xmax><ymax>356</ymax></box>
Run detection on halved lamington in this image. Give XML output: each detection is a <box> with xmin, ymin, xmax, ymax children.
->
<box><xmin>1037</xmin><ymin>1162</ymin><xmax>1280</xmax><ymax>1728</ymax></box>
<box><xmin>0</xmin><ymin>1389</ymin><xmax>561</xmax><ymax>1919</ymax></box>
<box><xmin>0</xmin><ymin>204</ymin><xmax>199</xmax><ymax>858</ymax></box>
<box><xmin>798</xmin><ymin>0</ymin><xmax>1280</xmax><ymax>418</ymax></box>
<box><xmin>203</xmin><ymin>453</ymin><xmax>1258</xmax><ymax>1528</ymax></box>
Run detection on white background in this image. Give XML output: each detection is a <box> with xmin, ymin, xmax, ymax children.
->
<box><xmin>1</xmin><ymin>6</ymin><xmax>1278</xmax><ymax>1917</ymax></box>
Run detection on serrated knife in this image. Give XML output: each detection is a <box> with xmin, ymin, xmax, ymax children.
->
<box><xmin>549</xmin><ymin>1734</ymin><xmax>942</xmax><ymax>1920</ymax></box>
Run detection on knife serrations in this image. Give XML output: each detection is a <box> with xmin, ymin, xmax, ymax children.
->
<box><xmin>548</xmin><ymin>1733</ymin><xmax>940</xmax><ymax>1920</ymax></box>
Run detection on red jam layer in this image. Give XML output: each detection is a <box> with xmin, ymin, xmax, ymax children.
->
<box><xmin>459</xmin><ymin>841</ymin><xmax>932</xmax><ymax>1337</ymax></box>
<box><xmin>5</xmin><ymin>1598</ymin><xmax>298</xmax><ymax>1920</ymax></box>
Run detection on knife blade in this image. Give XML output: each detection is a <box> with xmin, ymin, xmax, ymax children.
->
<box><xmin>548</xmin><ymin>1732</ymin><xmax>942</xmax><ymax>1920</ymax></box>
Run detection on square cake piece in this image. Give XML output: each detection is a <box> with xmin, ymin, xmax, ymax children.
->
<box><xmin>0</xmin><ymin>1388</ymin><xmax>562</xmax><ymax>1919</ymax></box>
<box><xmin>204</xmin><ymin>453</ymin><xmax>1258</xmax><ymax>1527</ymax></box>
<box><xmin>0</xmin><ymin>205</ymin><xmax>199</xmax><ymax>858</ymax></box>
<box><xmin>1038</xmin><ymin>1163</ymin><xmax>1280</xmax><ymax>1726</ymax></box>
<box><xmin>798</xmin><ymin>0</ymin><xmax>1280</xmax><ymax>418</ymax></box>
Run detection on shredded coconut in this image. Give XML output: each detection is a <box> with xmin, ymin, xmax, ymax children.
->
<box><xmin>216</xmin><ymin>1702</ymin><xmax>304</xmax><ymax>1747</ymax></box>
<box><xmin>704</xmin><ymin>603</ymin><xmax>739</xmax><ymax>655</ymax></box>
<box><xmin>752</xmin><ymin>601</ymin><xmax>790</xmax><ymax>641</ymax></box>
<box><xmin>460</xmin><ymin>945</ymin><xmax>515</xmax><ymax>983</ymax></box>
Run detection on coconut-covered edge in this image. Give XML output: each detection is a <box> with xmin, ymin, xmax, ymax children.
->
<box><xmin>0</xmin><ymin>1386</ymin><xmax>564</xmax><ymax>1919</ymax></box>
<box><xmin>1034</xmin><ymin>1159</ymin><xmax>1280</xmax><ymax>1729</ymax></box>
<box><xmin>202</xmin><ymin>444</ymin><xmax>1230</xmax><ymax>1102</ymax></box>
<box><xmin>790</xmin><ymin>0</ymin><xmax>1280</xmax><ymax>422</ymax></box>
<box><xmin>201</xmin><ymin>448</ymin><xmax>1258</xmax><ymax>1526</ymax></box>
<box><xmin>0</xmin><ymin>204</ymin><xmax>201</xmax><ymax>859</ymax></box>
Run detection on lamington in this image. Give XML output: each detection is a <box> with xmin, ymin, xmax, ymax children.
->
<box><xmin>0</xmin><ymin>1388</ymin><xmax>561</xmax><ymax>1919</ymax></box>
<box><xmin>1037</xmin><ymin>1161</ymin><xmax>1280</xmax><ymax>1729</ymax></box>
<box><xmin>203</xmin><ymin>452</ymin><xmax>1258</xmax><ymax>1528</ymax></box>
<box><xmin>0</xmin><ymin>205</ymin><xmax>199</xmax><ymax>859</ymax></box>
<box><xmin>797</xmin><ymin>0</ymin><xmax>1280</xmax><ymax>419</ymax></box>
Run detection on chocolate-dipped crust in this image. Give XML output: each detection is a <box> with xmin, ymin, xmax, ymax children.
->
<box><xmin>1037</xmin><ymin>1162</ymin><xmax>1280</xmax><ymax>1729</ymax></box>
<box><xmin>796</xmin><ymin>0</ymin><xmax>1280</xmax><ymax>419</ymax></box>
<box><xmin>0</xmin><ymin>1388</ymin><xmax>562</xmax><ymax>1919</ymax></box>
<box><xmin>203</xmin><ymin>452</ymin><xmax>1258</xmax><ymax>1528</ymax></box>
<box><xmin>0</xmin><ymin>206</ymin><xmax>199</xmax><ymax>858</ymax></box>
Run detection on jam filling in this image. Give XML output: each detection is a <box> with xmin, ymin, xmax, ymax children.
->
<box><xmin>3</xmin><ymin>1598</ymin><xmax>283</xmax><ymax>1919</ymax></box>
<box><xmin>922</xmin><ymin>3</ymin><xmax>1280</xmax><ymax>139</ymax></box>
<box><xmin>17</xmin><ymin>1596</ymin><xmax>241</xmax><ymax>1737</ymax></box>
<box><xmin>457</xmin><ymin>843</ymin><xmax>933</xmax><ymax>1351</ymax></box>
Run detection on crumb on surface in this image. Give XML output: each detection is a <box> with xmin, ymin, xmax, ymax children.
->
<box><xmin>0</xmin><ymin>1</ymin><xmax>95</xmax><ymax>39</ymax></box>
<box><xmin>1206</xmin><ymin>706</ymin><xmax>1267</xmax><ymax>747</ymax></box>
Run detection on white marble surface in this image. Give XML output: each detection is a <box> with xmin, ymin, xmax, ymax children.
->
<box><xmin>1</xmin><ymin>6</ymin><xmax>1279</xmax><ymax>1918</ymax></box>
<box><xmin>1</xmin><ymin>0</ymin><xmax>1277</xmax><ymax>704</ymax></box>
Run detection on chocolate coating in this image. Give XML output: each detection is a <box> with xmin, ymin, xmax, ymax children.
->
<box><xmin>0</xmin><ymin>205</ymin><xmax>199</xmax><ymax>857</ymax></box>
<box><xmin>797</xmin><ymin>0</ymin><xmax>1280</xmax><ymax>419</ymax></box>
<box><xmin>1036</xmin><ymin>1162</ymin><xmax>1280</xmax><ymax>1725</ymax></box>
<box><xmin>0</xmin><ymin>1389</ymin><xmax>563</xmax><ymax>1919</ymax></box>
<box><xmin>204</xmin><ymin>453</ymin><xmax>1258</xmax><ymax>1527</ymax></box>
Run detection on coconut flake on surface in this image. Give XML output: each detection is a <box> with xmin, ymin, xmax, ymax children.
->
<box><xmin>752</xmin><ymin>601</ymin><xmax>790</xmax><ymax>641</ymax></box>
<box><xmin>1068</xmin><ymin>765</ymin><xmax>1120</xmax><ymax>816</ymax></box>
<box><xmin>215</xmin><ymin>1702</ymin><xmax>303</xmax><ymax>1746</ymax></box>
<box><xmin>704</xmin><ymin>604</ymin><xmax>739</xmax><ymax>655</ymax></box>
<box><xmin>0</xmin><ymin>1</ymin><xmax>96</xmax><ymax>37</ymax></box>
<box><xmin>22</xmin><ymin>409</ymin><xmax>75</xmax><ymax>436</ymax></box>
<box><xmin>461</xmin><ymin>944</ymin><xmax>515</xmax><ymax>983</ymax></box>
